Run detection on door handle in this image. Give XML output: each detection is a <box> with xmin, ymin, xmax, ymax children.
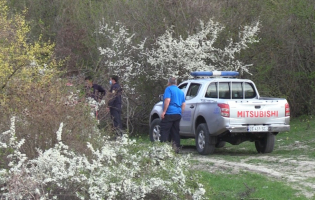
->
<box><xmin>190</xmin><ymin>105</ymin><xmax>195</xmax><ymax>109</ymax></box>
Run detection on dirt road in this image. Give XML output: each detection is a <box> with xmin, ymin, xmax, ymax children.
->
<box><xmin>181</xmin><ymin>145</ymin><xmax>315</xmax><ymax>199</ymax></box>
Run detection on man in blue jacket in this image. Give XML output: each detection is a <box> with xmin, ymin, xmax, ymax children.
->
<box><xmin>160</xmin><ymin>77</ymin><xmax>186</xmax><ymax>153</ymax></box>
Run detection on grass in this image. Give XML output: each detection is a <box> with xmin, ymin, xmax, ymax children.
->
<box><xmin>193</xmin><ymin>116</ymin><xmax>315</xmax><ymax>200</ymax></box>
<box><xmin>197</xmin><ymin>171</ymin><xmax>308</xmax><ymax>200</ymax></box>
<box><xmin>139</xmin><ymin>116</ymin><xmax>315</xmax><ymax>199</ymax></box>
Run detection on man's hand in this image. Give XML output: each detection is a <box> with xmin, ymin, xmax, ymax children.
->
<box><xmin>181</xmin><ymin>102</ymin><xmax>186</xmax><ymax>114</ymax></box>
<box><xmin>161</xmin><ymin>111</ymin><xmax>166</xmax><ymax>119</ymax></box>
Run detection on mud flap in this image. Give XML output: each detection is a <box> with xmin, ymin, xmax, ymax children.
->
<box><xmin>209</xmin><ymin>136</ymin><xmax>217</xmax><ymax>145</ymax></box>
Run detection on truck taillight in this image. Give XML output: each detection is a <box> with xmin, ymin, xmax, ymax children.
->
<box><xmin>218</xmin><ymin>103</ymin><xmax>230</xmax><ymax>117</ymax></box>
<box><xmin>285</xmin><ymin>103</ymin><xmax>290</xmax><ymax>117</ymax></box>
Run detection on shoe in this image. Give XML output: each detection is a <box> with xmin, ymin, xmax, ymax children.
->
<box><xmin>172</xmin><ymin>143</ymin><xmax>180</xmax><ymax>154</ymax></box>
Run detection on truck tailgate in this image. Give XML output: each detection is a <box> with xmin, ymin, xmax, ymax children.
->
<box><xmin>229</xmin><ymin>100</ymin><xmax>287</xmax><ymax>125</ymax></box>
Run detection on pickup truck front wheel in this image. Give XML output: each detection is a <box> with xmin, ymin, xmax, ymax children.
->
<box><xmin>196</xmin><ymin>123</ymin><xmax>215</xmax><ymax>155</ymax></box>
<box><xmin>255</xmin><ymin>133</ymin><xmax>275</xmax><ymax>153</ymax></box>
<box><xmin>149</xmin><ymin>119</ymin><xmax>161</xmax><ymax>142</ymax></box>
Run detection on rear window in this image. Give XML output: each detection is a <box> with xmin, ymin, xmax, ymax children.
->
<box><xmin>205</xmin><ymin>82</ymin><xmax>217</xmax><ymax>98</ymax></box>
<box><xmin>231</xmin><ymin>82</ymin><xmax>243</xmax><ymax>99</ymax></box>
<box><xmin>244</xmin><ymin>82</ymin><xmax>256</xmax><ymax>98</ymax></box>
<box><xmin>218</xmin><ymin>83</ymin><xmax>230</xmax><ymax>99</ymax></box>
<box><xmin>205</xmin><ymin>82</ymin><xmax>256</xmax><ymax>99</ymax></box>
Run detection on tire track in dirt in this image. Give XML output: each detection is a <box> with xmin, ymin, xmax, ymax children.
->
<box><xmin>190</xmin><ymin>155</ymin><xmax>315</xmax><ymax>199</ymax></box>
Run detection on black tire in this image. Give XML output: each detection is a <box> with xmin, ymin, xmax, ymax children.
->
<box><xmin>255</xmin><ymin>133</ymin><xmax>275</xmax><ymax>153</ymax></box>
<box><xmin>215</xmin><ymin>141</ymin><xmax>226</xmax><ymax>148</ymax></box>
<box><xmin>149</xmin><ymin>119</ymin><xmax>161</xmax><ymax>142</ymax></box>
<box><xmin>195</xmin><ymin>123</ymin><xmax>215</xmax><ymax>155</ymax></box>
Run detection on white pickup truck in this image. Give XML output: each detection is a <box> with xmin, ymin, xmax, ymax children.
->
<box><xmin>149</xmin><ymin>71</ymin><xmax>290</xmax><ymax>155</ymax></box>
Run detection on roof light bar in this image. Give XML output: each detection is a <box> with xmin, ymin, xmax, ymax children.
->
<box><xmin>190</xmin><ymin>71</ymin><xmax>239</xmax><ymax>77</ymax></box>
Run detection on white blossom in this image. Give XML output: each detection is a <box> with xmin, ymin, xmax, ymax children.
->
<box><xmin>145</xmin><ymin>19</ymin><xmax>260</xmax><ymax>80</ymax></box>
<box><xmin>0</xmin><ymin>117</ymin><xmax>204</xmax><ymax>199</ymax></box>
<box><xmin>56</xmin><ymin>122</ymin><xmax>63</xmax><ymax>142</ymax></box>
<box><xmin>97</xmin><ymin>19</ymin><xmax>260</xmax><ymax>99</ymax></box>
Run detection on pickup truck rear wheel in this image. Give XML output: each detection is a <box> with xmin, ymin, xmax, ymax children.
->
<box><xmin>255</xmin><ymin>133</ymin><xmax>275</xmax><ymax>153</ymax></box>
<box><xmin>196</xmin><ymin>123</ymin><xmax>215</xmax><ymax>155</ymax></box>
<box><xmin>149</xmin><ymin>119</ymin><xmax>161</xmax><ymax>142</ymax></box>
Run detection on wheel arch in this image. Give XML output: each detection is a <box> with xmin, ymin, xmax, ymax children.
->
<box><xmin>150</xmin><ymin>113</ymin><xmax>160</xmax><ymax>124</ymax></box>
<box><xmin>195</xmin><ymin>115</ymin><xmax>206</xmax><ymax>133</ymax></box>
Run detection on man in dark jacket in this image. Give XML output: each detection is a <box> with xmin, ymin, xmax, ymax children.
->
<box><xmin>107</xmin><ymin>75</ymin><xmax>122</xmax><ymax>134</ymax></box>
<box><xmin>85</xmin><ymin>76</ymin><xmax>106</xmax><ymax>101</ymax></box>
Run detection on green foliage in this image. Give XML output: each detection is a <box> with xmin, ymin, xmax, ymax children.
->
<box><xmin>5</xmin><ymin>0</ymin><xmax>315</xmax><ymax>124</ymax></box>
<box><xmin>0</xmin><ymin>0</ymin><xmax>98</xmax><ymax>163</ymax></box>
<box><xmin>0</xmin><ymin>0</ymin><xmax>59</xmax><ymax>94</ymax></box>
<box><xmin>198</xmin><ymin>171</ymin><xmax>308</xmax><ymax>200</ymax></box>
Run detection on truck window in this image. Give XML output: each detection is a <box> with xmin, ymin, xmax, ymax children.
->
<box><xmin>244</xmin><ymin>82</ymin><xmax>256</xmax><ymax>98</ymax></box>
<box><xmin>178</xmin><ymin>83</ymin><xmax>188</xmax><ymax>94</ymax></box>
<box><xmin>218</xmin><ymin>82</ymin><xmax>230</xmax><ymax>99</ymax></box>
<box><xmin>205</xmin><ymin>82</ymin><xmax>217</xmax><ymax>98</ymax></box>
<box><xmin>186</xmin><ymin>83</ymin><xmax>201</xmax><ymax>100</ymax></box>
<box><xmin>231</xmin><ymin>82</ymin><xmax>243</xmax><ymax>99</ymax></box>
<box><xmin>205</xmin><ymin>81</ymin><xmax>256</xmax><ymax>99</ymax></box>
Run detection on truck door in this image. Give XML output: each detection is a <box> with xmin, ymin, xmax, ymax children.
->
<box><xmin>180</xmin><ymin>83</ymin><xmax>201</xmax><ymax>134</ymax></box>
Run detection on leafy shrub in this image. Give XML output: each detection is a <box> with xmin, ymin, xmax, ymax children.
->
<box><xmin>0</xmin><ymin>77</ymin><xmax>99</xmax><ymax>165</ymax></box>
<box><xmin>0</xmin><ymin>118</ymin><xmax>205</xmax><ymax>200</ymax></box>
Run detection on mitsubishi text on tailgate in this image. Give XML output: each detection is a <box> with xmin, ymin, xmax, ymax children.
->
<box><xmin>149</xmin><ymin>71</ymin><xmax>290</xmax><ymax>155</ymax></box>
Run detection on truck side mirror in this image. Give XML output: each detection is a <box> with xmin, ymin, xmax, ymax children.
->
<box><xmin>159</xmin><ymin>94</ymin><xmax>164</xmax><ymax>101</ymax></box>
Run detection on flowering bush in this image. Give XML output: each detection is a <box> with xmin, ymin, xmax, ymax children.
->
<box><xmin>0</xmin><ymin>117</ymin><xmax>205</xmax><ymax>200</ymax></box>
<box><xmin>98</xmin><ymin>21</ymin><xmax>146</xmax><ymax>93</ymax></box>
<box><xmin>98</xmin><ymin>19</ymin><xmax>260</xmax><ymax>88</ymax></box>
<box><xmin>145</xmin><ymin>20</ymin><xmax>260</xmax><ymax>80</ymax></box>
<box><xmin>97</xmin><ymin>19</ymin><xmax>260</xmax><ymax>133</ymax></box>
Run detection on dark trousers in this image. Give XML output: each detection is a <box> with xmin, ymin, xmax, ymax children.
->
<box><xmin>110</xmin><ymin>108</ymin><xmax>122</xmax><ymax>131</ymax></box>
<box><xmin>160</xmin><ymin>114</ymin><xmax>181</xmax><ymax>148</ymax></box>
